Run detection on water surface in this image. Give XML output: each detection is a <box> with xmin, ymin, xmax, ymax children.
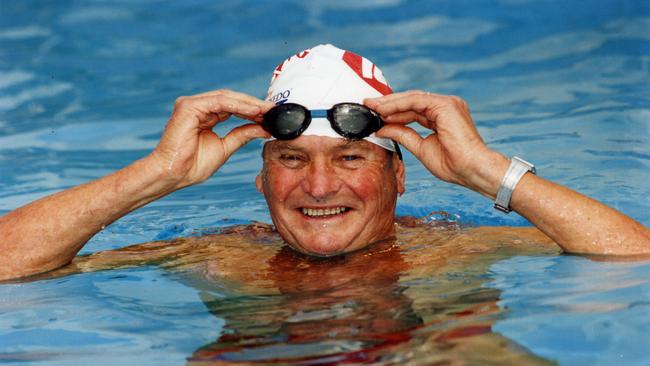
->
<box><xmin>1</xmin><ymin>0</ymin><xmax>649</xmax><ymax>365</ymax></box>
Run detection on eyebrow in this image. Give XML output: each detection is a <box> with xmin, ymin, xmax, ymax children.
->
<box><xmin>333</xmin><ymin>140</ymin><xmax>373</xmax><ymax>151</ymax></box>
<box><xmin>270</xmin><ymin>143</ymin><xmax>303</xmax><ymax>152</ymax></box>
<box><xmin>270</xmin><ymin>139</ymin><xmax>372</xmax><ymax>153</ymax></box>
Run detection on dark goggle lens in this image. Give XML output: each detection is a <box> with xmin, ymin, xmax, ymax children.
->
<box><xmin>331</xmin><ymin>103</ymin><xmax>382</xmax><ymax>139</ymax></box>
<box><xmin>263</xmin><ymin>103</ymin><xmax>308</xmax><ymax>140</ymax></box>
<box><xmin>263</xmin><ymin>102</ymin><xmax>382</xmax><ymax>140</ymax></box>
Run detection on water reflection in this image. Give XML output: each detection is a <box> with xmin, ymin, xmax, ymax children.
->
<box><xmin>44</xmin><ymin>220</ymin><xmax>558</xmax><ymax>364</ymax></box>
<box><xmin>0</xmin><ymin>212</ymin><xmax>562</xmax><ymax>365</ymax></box>
<box><xmin>191</xmin><ymin>243</ymin><xmax>419</xmax><ymax>364</ymax></box>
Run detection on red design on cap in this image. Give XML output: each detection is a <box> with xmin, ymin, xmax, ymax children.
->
<box><xmin>272</xmin><ymin>50</ymin><xmax>311</xmax><ymax>82</ymax></box>
<box><xmin>342</xmin><ymin>51</ymin><xmax>392</xmax><ymax>95</ymax></box>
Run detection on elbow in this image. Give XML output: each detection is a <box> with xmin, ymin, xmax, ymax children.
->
<box><xmin>0</xmin><ymin>255</ymin><xmax>74</xmax><ymax>282</ymax></box>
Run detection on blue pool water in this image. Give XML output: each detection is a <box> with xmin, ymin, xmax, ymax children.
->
<box><xmin>1</xmin><ymin>0</ymin><xmax>649</xmax><ymax>364</ymax></box>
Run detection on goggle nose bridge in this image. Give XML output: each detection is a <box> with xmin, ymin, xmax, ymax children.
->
<box><xmin>310</xmin><ymin>109</ymin><xmax>328</xmax><ymax>119</ymax></box>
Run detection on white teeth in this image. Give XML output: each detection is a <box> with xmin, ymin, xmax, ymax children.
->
<box><xmin>301</xmin><ymin>207</ymin><xmax>347</xmax><ymax>217</ymax></box>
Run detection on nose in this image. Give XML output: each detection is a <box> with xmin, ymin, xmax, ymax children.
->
<box><xmin>301</xmin><ymin>158</ymin><xmax>342</xmax><ymax>200</ymax></box>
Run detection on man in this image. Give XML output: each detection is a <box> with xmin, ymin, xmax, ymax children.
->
<box><xmin>0</xmin><ymin>44</ymin><xmax>648</xmax><ymax>281</ymax></box>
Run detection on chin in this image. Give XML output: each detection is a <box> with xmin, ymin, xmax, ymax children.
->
<box><xmin>293</xmin><ymin>235</ymin><xmax>355</xmax><ymax>257</ymax></box>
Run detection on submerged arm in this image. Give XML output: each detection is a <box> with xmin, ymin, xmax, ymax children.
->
<box><xmin>24</xmin><ymin>230</ymin><xmax>280</xmax><ymax>295</ymax></box>
<box><xmin>367</xmin><ymin>91</ymin><xmax>650</xmax><ymax>255</ymax></box>
<box><xmin>0</xmin><ymin>90</ymin><xmax>273</xmax><ymax>281</ymax></box>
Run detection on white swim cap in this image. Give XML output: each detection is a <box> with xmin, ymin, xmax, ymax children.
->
<box><xmin>265</xmin><ymin>44</ymin><xmax>395</xmax><ymax>152</ymax></box>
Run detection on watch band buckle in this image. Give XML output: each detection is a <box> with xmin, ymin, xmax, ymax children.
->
<box><xmin>494</xmin><ymin>203</ymin><xmax>512</xmax><ymax>213</ymax></box>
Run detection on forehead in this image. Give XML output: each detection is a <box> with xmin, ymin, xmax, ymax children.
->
<box><xmin>264</xmin><ymin>136</ymin><xmax>387</xmax><ymax>155</ymax></box>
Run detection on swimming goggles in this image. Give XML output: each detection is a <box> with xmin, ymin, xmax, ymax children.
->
<box><xmin>262</xmin><ymin>102</ymin><xmax>383</xmax><ymax>140</ymax></box>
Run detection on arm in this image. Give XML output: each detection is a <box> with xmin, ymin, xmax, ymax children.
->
<box><xmin>365</xmin><ymin>91</ymin><xmax>650</xmax><ymax>255</ymax></box>
<box><xmin>0</xmin><ymin>89</ymin><xmax>274</xmax><ymax>280</ymax></box>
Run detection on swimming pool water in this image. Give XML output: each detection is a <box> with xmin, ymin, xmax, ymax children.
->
<box><xmin>1</xmin><ymin>0</ymin><xmax>649</xmax><ymax>364</ymax></box>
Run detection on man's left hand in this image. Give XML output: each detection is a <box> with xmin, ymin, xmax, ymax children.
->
<box><xmin>365</xmin><ymin>91</ymin><xmax>508</xmax><ymax>198</ymax></box>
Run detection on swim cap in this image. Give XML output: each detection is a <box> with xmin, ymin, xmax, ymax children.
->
<box><xmin>265</xmin><ymin>44</ymin><xmax>395</xmax><ymax>152</ymax></box>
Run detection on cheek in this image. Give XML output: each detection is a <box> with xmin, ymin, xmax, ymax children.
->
<box><xmin>349</xmin><ymin>175</ymin><xmax>380</xmax><ymax>197</ymax></box>
<box><xmin>264</xmin><ymin>166</ymin><xmax>302</xmax><ymax>202</ymax></box>
<box><xmin>347</xmin><ymin>168</ymin><xmax>396</xmax><ymax>204</ymax></box>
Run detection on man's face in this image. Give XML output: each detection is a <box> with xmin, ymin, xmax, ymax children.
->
<box><xmin>256</xmin><ymin>136</ymin><xmax>405</xmax><ymax>256</ymax></box>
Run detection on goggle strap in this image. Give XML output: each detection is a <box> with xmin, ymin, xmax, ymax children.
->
<box><xmin>310</xmin><ymin>109</ymin><xmax>328</xmax><ymax>118</ymax></box>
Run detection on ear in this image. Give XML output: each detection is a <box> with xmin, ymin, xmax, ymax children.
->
<box><xmin>255</xmin><ymin>172</ymin><xmax>264</xmax><ymax>193</ymax></box>
<box><xmin>393</xmin><ymin>154</ymin><xmax>405</xmax><ymax>195</ymax></box>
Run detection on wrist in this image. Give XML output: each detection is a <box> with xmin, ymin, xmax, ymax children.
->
<box><xmin>494</xmin><ymin>157</ymin><xmax>536</xmax><ymax>213</ymax></box>
<box><xmin>65</xmin><ymin>154</ymin><xmax>180</xmax><ymax>229</ymax></box>
<box><xmin>460</xmin><ymin>150</ymin><xmax>510</xmax><ymax>199</ymax></box>
<box><xmin>142</xmin><ymin>151</ymin><xmax>189</xmax><ymax>191</ymax></box>
<box><xmin>119</xmin><ymin>154</ymin><xmax>180</xmax><ymax>207</ymax></box>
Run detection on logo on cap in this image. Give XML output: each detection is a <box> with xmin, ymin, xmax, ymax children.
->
<box><xmin>342</xmin><ymin>51</ymin><xmax>392</xmax><ymax>96</ymax></box>
<box><xmin>270</xmin><ymin>89</ymin><xmax>290</xmax><ymax>104</ymax></box>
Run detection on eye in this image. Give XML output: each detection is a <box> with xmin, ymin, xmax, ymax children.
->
<box><xmin>278</xmin><ymin>153</ymin><xmax>306</xmax><ymax>168</ymax></box>
<box><xmin>280</xmin><ymin>154</ymin><xmax>302</xmax><ymax>161</ymax></box>
<box><xmin>338</xmin><ymin>154</ymin><xmax>367</xmax><ymax>169</ymax></box>
<box><xmin>341</xmin><ymin>155</ymin><xmax>360</xmax><ymax>161</ymax></box>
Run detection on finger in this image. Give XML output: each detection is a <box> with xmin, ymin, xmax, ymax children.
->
<box><xmin>221</xmin><ymin>124</ymin><xmax>271</xmax><ymax>158</ymax></box>
<box><xmin>370</xmin><ymin>92</ymin><xmax>466</xmax><ymax>121</ymax></box>
<box><xmin>191</xmin><ymin>89</ymin><xmax>275</xmax><ymax>109</ymax></box>
<box><xmin>370</xmin><ymin>93</ymin><xmax>432</xmax><ymax>116</ymax></box>
<box><xmin>381</xmin><ymin>111</ymin><xmax>419</xmax><ymax>124</ymax></box>
<box><xmin>375</xmin><ymin>124</ymin><xmax>425</xmax><ymax>158</ymax></box>
<box><xmin>377</xmin><ymin>124</ymin><xmax>444</xmax><ymax>173</ymax></box>
<box><xmin>202</xmin><ymin>111</ymin><xmax>231</xmax><ymax>125</ymax></box>
<box><xmin>364</xmin><ymin>90</ymin><xmax>431</xmax><ymax>107</ymax></box>
<box><xmin>383</xmin><ymin>111</ymin><xmax>435</xmax><ymax>130</ymax></box>
<box><xmin>198</xmin><ymin>90</ymin><xmax>275</xmax><ymax>117</ymax></box>
<box><xmin>365</xmin><ymin>90</ymin><xmax>447</xmax><ymax>111</ymax></box>
<box><xmin>173</xmin><ymin>95</ymin><xmax>263</xmax><ymax>129</ymax></box>
<box><xmin>208</xmin><ymin>110</ymin><xmax>267</xmax><ymax>126</ymax></box>
<box><xmin>229</xmin><ymin>114</ymin><xmax>266</xmax><ymax>124</ymax></box>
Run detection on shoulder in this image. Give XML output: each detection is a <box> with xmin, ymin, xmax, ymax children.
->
<box><xmin>52</xmin><ymin>223</ymin><xmax>283</xmax><ymax>291</ymax></box>
<box><xmin>395</xmin><ymin>222</ymin><xmax>561</xmax><ymax>278</ymax></box>
<box><xmin>463</xmin><ymin>226</ymin><xmax>561</xmax><ymax>255</ymax></box>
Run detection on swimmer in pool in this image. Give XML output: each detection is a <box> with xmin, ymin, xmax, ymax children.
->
<box><xmin>0</xmin><ymin>44</ymin><xmax>648</xmax><ymax>281</ymax></box>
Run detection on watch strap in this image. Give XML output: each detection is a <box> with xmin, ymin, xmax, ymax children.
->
<box><xmin>494</xmin><ymin>156</ymin><xmax>536</xmax><ymax>213</ymax></box>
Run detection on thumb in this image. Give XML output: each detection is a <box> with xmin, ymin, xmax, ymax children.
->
<box><xmin>221</xmin><ymin>124</ymin><xmax>270</xmax><ymax>158</ymax></box>
<box><xmin>376</xmin><ymin>124</ymin><xmax>425</xmax><ymax>157</ymax></box>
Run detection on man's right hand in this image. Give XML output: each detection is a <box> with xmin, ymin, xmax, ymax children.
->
<box><xmin>0</xmin><ymin>89</ymin><xmax>276</xmax><ymax>280</ymax></box>
<box><xmin>149</xmin><ymin>89</ymin><xmax>274</xmax><ymax>191</ymax></box>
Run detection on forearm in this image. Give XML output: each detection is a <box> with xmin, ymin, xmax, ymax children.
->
<box><xmin>367</xmin><ymin>92</ymin><xmax>650</xmax><ymax>255</ymax></box>
<box><xmin>509</xmin><ymin>173</ymin><xmax>650</xmax><ymax>255</ymax></box>
<box><xmin>0</xmin><ymin>90</ymin><xmax>270</xmax><ymax>281</ymax></box>
<box><xmin>0</xmin><ymin>155</ymin><xmax>175</xmax><ymax>280</ymax></box>
<box><xmin>467</xmin><ymin>152</ymin><xmax>650</xmax><ymax>255</ymax></box>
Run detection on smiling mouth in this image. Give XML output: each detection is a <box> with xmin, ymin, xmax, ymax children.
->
<box><xmin>300</xmin><ymin>207</ymin><xmax>349</xmax><ymax>218</ymax></box>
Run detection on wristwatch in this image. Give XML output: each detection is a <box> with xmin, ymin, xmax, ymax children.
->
<box><xmin>494</xmin><ymin>156</ymin><xmax>536</xmax><ymax>213</ymax></box>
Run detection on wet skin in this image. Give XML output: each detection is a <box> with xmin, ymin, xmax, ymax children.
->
<box><xmin>256</xmin><ymin>136</ymin><xmax>405</xmax><ymax>256</ymax></box>
<box><xmin>34</xmin><ymin>221</ymin><xmax>561</xmax><ymax>365</ymax></box>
